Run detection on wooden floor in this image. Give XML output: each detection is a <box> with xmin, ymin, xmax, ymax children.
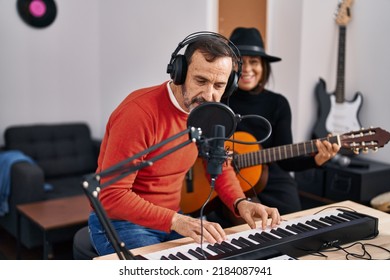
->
<box><xmin>0</xmin><ymin>226</ymin><xmax>73</xmax><ymax>260</ymax></box>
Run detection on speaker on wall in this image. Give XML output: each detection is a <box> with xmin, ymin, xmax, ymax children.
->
<box><xmin>17</xmin><ymin>0</ymin><xmax>57</xmax><ymax>28</ymax></box>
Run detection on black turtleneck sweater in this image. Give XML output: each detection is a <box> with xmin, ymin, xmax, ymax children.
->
<box><xmin>224</xmin><ymin>88</ymin><xmax>317</xmax><ymax>172</ymax></box>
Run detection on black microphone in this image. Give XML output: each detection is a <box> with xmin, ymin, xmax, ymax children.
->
<box><xmin>206</xmin><ymin>124</ymin><xmax>228</xmax><ymax>179</ymax></box>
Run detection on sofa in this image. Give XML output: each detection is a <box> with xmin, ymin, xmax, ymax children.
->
<box><xmin>0</xmin><ymin>122</ymin><xmax>100</xmax><ymax>249</ymax></box>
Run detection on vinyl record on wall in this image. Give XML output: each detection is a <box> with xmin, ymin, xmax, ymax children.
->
<box><xmin>17</xmin><ymin>0</ymin><xmax>57</xmax><ymax>28</ymax></box>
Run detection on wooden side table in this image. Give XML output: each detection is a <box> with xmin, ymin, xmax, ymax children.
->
<box><xmin>16</xmin><ymin>195</ymin><xmax>91</xmax><ymax>259</ymax></box>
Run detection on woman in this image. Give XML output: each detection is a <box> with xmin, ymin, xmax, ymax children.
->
<box><xmin>219</xmin><ymin>27</ymin><xmax>339</xmax><ymax>218</ymax></box>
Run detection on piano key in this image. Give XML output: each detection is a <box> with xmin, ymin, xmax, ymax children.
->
<box><xmin>188</xmin><ymin>249</ymin><xmax>206</xmax><ymax>260</ymax></box>
<box><xmin>275</xmin><ymin>227</ymin><xmax>296</xmax><ymax>236</ymax></box>
<box><xmin>320</xmin><ymin>216</ymin><xmax>339</xmax><ymax>225</ymax></box>
<box><xmin>339</xmin><ymin>211</ymin><xmax>360</xmax><ymax>221</ymax></box>
<box><xmin>297</xmin><ymin>222</ymin><xmax>316</xmax><ymax>231</ymax></box>
<box><xmin>195</xmin><ymin>246</ymin><xmax>214</xmax><ymax>257</ymax></box>
<box><xmin>168</xmin><ymin>254</ymin><xmax>180</xmax><ymax>260</ymax></box>
<box><xmin>306</xmin><ymin>220</ymin><xmax>327</xmax><ymax>229</ymax></box>
<box><xmin>285</xmin><ymin>224</ymin><xmax>304</xmax><ymax>234</ymax></box>
<box><xmin>207</xmin><ymin>244</ymin><xmax>226</xmax><ymax>254</ymax></box>
<box><xmin>176</xmin><ymin>252</ymin><xmax>191</xmax><ymax>260</ymax></box>
<box><xmin>221</xmin><ymin>241</ymin><xmax>240</xmax><ymax>251</ymax></box>
<box><xmin>248</xmin><ymin>233</ymin><xmax>268</xmax><ymax>243</ymax></box>
<box><xmin>310</xmin><ymin>219</ymin><xmax>331</xmax><ymax>228</ymax></box>
<box><xmin>238</xmin><ymin>236</ymin><xmax>258</xmax><ymax>246</ymax></box>
<box><xmin>328</xmin><ymin>215</ymin><xmax>348</xmax><ymax>223</ymax></box>
<box><xmin>231</xmin><ymin>238</ymin><xmax>249</xmax><ymax>248</ymax></box>
<box><xmin>261</xmin><ymin>231</ymin><xmax>280</xmax><ymax>240</ymax></box>
<box><xmin>270</xmin><ymin>229</ymin><xmax>289</xmax><ymax>238</ymax></box>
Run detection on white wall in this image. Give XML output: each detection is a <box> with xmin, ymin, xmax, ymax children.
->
<box><xmin>1</xmin><ymin>0</ymin><xmax>389</xmax><ymax>165</ymax></box>
<box><xmin>268</xmin><ymin>0</ymin><xmax>390</xmax><ymax>164</ymax></box>
<box><xmin>0</xmin><ymin>0</ymin><xmax>217</xmax><ymax>143</ymax></box>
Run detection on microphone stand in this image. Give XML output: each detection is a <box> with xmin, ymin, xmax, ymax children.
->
<box><xmin>81</xmin><ymin>126</ymin><xmax>202</xmax><ymax>260</ymax></box>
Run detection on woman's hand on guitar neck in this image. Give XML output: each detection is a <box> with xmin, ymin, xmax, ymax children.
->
<box><xmin>314</xmin><ymin>139</ymin><xmax>340</xmax><ymax>166</ymax></box>
<box><xmin>235</xmin><ymin>199</ymin><xmax>281</xmax><ymax>230</ymax></box>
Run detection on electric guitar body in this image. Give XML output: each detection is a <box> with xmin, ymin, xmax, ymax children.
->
<box><xmin>312</xmin><ymin>78</ymin><xmax>363</xmax><ymax>139</ymax></box>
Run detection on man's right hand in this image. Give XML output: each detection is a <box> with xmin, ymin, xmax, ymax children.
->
<box><xmin>170</xmin><ymin>213</ymin><xmax>227</xmax><ymax>244</ymax></box>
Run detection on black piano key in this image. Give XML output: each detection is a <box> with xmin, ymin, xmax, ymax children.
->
<box><xmin>238</xmin><ymin>236</ymin><xmax>257</xmax><ymax>246</ymax></box>
<box><xmin>188</xmin><ymin>249</ymin><xmax>206</xmax><ymax>260</ymax></box>
<box><xmin>257</xmin><ymin>232</ymin><xmax>274</xmax><ymax>242</ymax></box>
<box><xmin>221</xmin><ymin>241</ymin><xmax>239</xmax><ymax>251</ymax></box>
<box><xmin>338</xmin><ymin>212</ymin><xmax>360</xmax><ymax>221</ymax></box>
<box><xmin>248</xmin><ymin>233</ymin><xmax>267</xmax><ymax>243</ymax></box>
<box><xmin>269</xmin><ymin>229</ymin><xmax>286</xmax><ymax>238</ymax></box>
<box><xmin>160</xmin><ymin>255</ymin><xmax>169</xmax><ymax>260</ymax></box>
<box><xmin>168</xmin><ymin>254</ymin><xmax>180</xmax><ymax>260</ymax></box>
<box><xmin>340</xmin><ymin>210</ymin><xmax>363</xmax><ymax>220</ymax></box>
<box><xmin>195</xmin><ymin>247</ymin><xmax>213</xmax><ymax>257</ymax></box>
<box><xmin>213</xmin><ymin>243</ymin><xmax>233</xmax><ymax>253</ymax></box>
<box><xmin>306</xmin><ymin>219</ymin><xmax>328</xmax><ymax>229</ymax></box>
<box><xmin>207</xmin><ymin>244</ymin><xmax>225</xmax><ymax>254</ymax></box>
<box><xmin>176</xmin><ymin>252</ymin><xmax>191</xmax><ymax>260</ymax></box>
<box><xmin>276</xmin><ymin>227</ymin><xmax>296</xmax><ymax>236</ymax></box>
<box><xmin>262</xmin><ymin>231</ymin><xmax>280</xmax><ymax>240</ymax></box>
<box><xmin>231</xmin><ymin>238</ymin><xmax>249</xmax><ymax>248</ymax></box>
<box><xmin>291</xmin><ymin>224</ymin><xmax>310</xmax><ymax>232</ymax></box>
<box><xmin>328</xmin><ymin>215</ymin><xmax>348</xmax><ymax>223</ymax></box>
<box><xmin>297</xmin><ymin>222</ymin><xmax>316</xmax><ymax>231</ymax></box>
<box><xmin>270</xmin><ymin>229</ymin><xmax>288</xmax><ymax>238</ymax></box>
<box><xmin>320</xmin><ymin>216</ymin><xmax>338</xmax><ymax>225</ymax></box>
<box><xmin>286</xmin><ymin>225</ymin><xmax>304</xmax><ymax>234</ymax></box>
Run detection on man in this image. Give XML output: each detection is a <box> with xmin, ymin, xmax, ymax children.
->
<box><xmin>88</xmin><ymin>32</ymin><xmax>281</xmax><ymax>256</ymax></box>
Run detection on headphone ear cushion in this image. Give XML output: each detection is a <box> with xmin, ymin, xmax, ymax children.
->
<box><xmin>171</xmin><ymin>55</ymin><xmax>187</xmax><ymax>85</ymax></box>
<box><xmin>222</xmin><ymin>71</ymin><xmax>239</xmax><ymax>99</ymax></box>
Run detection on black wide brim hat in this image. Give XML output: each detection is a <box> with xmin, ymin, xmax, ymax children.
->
<box><xmin>229</xmin><ymin>27</ymin><xmax>281</xmax><ymax>63</ymax></box>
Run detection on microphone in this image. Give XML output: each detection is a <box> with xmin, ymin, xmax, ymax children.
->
<box><xmin>206</xmin><ymin>124</ymin><xmax>228</xmax><ymax>179</ymax></box>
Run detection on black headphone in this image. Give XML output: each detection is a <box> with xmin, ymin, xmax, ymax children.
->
<box><xmin>167</xmin><ymin>31</ymin><xmax>242</xmax><ymax>99</ymax></box>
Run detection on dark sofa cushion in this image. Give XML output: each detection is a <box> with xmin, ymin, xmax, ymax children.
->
<box><xmin>5</xmin><ymin>123</ymin><xmax>97</xmax><ymax>179</ymax></box>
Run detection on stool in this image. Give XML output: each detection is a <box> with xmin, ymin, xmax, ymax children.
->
<box><xmin>370</xmin><ymin>191</ymin><xmax>390</xmax><ymax>213</ymax></box>
<box><xmin>73</xmin><ymin>226</ymin><xmax>99</xmax><ymax>260</ymax></box>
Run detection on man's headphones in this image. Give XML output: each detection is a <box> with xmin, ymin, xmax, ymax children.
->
<box><xmin>167</xmin><ymin>31</ymin><xmax>242</xmax><ymax>99</ymax></box>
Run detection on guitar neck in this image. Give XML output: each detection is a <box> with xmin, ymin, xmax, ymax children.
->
<box><xmin>234</xmin><ymin>135</ymin><xmax>339</xmax><ymax>170</ymax></box>
<box><xmin>335</xmin><ymin>26</ymin><xmax>346</xmax><ymax>103</ymax></box>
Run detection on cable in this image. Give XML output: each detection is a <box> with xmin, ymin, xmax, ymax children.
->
<box><xmin>198</xmin><ymin>180</ymin><xmax>216</xmax><ymax>260</ymax></box>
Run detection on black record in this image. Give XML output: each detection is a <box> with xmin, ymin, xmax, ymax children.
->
<box><xmin>17</xmin><ymin>0</ymin><xmax>57</xmax><ymax>28</ymax></box>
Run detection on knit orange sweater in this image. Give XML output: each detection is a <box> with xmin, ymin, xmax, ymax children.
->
<box><xmin>97</xmin><ymin>82</ymin><xmax>244</xmax><ymax>232</ymax></box>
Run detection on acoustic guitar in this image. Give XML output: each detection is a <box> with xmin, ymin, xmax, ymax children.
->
<box><xmin>181</xmin><ymin>127</ymin><xmax>390</xmax><ymax>216</ymax></box>
<box><xmin>312</xmin><ymin>0</ymin><xmax>363</xmax><ymax>139</ymax></box>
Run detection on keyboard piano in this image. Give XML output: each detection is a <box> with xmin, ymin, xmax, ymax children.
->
<box><xmin>135</xmin><ymin>208</ymin><xmax>379</xmax><ymax>260</ymax></box>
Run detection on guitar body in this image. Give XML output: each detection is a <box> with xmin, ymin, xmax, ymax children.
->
<box><xmin>180</xmin><ymin>131</ymin><xmax>265</xmax><ymax>216</ymax></box>
<box><xmin>312</xmin><ymin>78</ymin><xmax>363</xmax><ymax>138</ymax></box>
<box><xmin>326</xmin><ymin>89</ymin><xmax>363</xmax><ymax>135</ymax></box>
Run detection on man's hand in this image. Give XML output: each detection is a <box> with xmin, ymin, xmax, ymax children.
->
<box><xmin>236</xmin><ymin>199</ymin><xmax>281</xmax><ymax>230</ymax></box>
<box><xmin>171</xmin><ymin>213</ymin><xmax>227</xmax><ymax>244</ymax></box>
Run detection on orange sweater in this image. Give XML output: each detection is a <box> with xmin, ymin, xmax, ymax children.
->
<box><xmin>98</xmin><ymin>82</ymin><xmax>244</xmax><ymax>232</ymax></box>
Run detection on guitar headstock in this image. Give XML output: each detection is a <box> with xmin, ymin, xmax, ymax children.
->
<box><xmin>335</xmin><ymin>0</ymin><xmax>354</xmax><ymax>26</ymax></box>
<box><xmin>340</xmin><ymin>127</ymin><xmax>390</xmax><ymax>154</ymax></box>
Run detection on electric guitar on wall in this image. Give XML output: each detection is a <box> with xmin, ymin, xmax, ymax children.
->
<box><xmin>312</xmin><ymin>0</ymin><xmax>363</xmax><ymax>139</ymax></box>
<box><xmin>181</xmin><ymin>127</ymin><xmax>390</xmax><ymax>216</ymax></box>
